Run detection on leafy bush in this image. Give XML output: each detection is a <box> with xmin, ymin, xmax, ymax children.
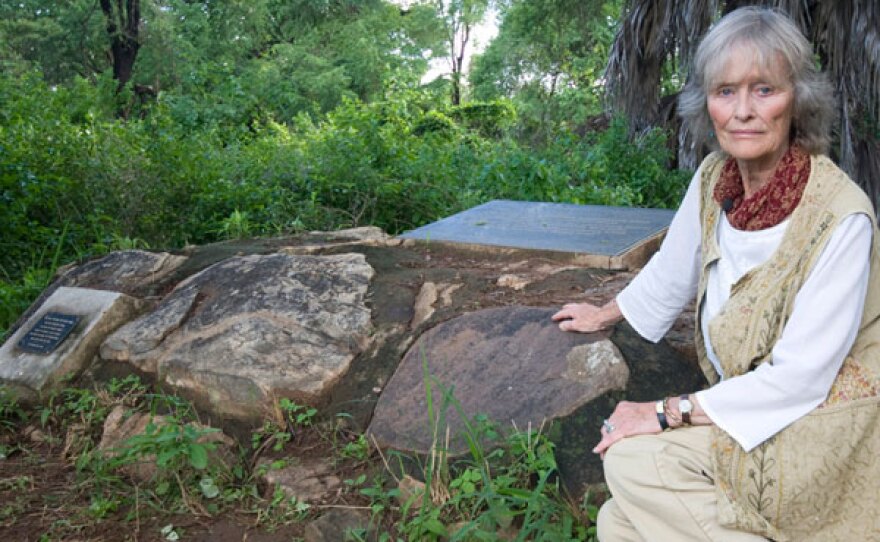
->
<box><xmin>449</xmin><ymin>100</ymin><xmax>517</xmax><ymax>138</ymax></box>
<box><xmin>580</xmin><ymin>117</ymin><xmax>690</xmax><ymax>208</ymax></box>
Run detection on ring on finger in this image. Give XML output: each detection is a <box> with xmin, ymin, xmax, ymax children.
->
<box><xmin>603</xmin><ymin>419</ymin><xmax>615</xmax><ymax>433</ymax></box>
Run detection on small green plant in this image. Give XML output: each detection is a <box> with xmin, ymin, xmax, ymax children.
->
<box><xmin>30</xmin><ymin>384</ymin><xmax>108</xmax><ymax>460</ymax></box>
<box><xmin>579</xmin><ymin>490</ymin><xmax>602</xmax><ymax>540</ymax></box>
<box><xmin>218</xmin><ymin>209</ymin><xmax>253</xmax><ymax>240</ymax></box>
<box><xmin>0</xmin><ymin>475</ymin><xmax>32</xmax><ymax>491</ymax></box>
<box><xmin>107</xmin><ymin>234</ymin><xmax>150</xmax><ymax>251</ymax></box>
<box><xmin>339</xmin><ymin>434</ymin><xmax>370</xmax><ymax>461</ymax></box>
<box><xmin>360</xmin><ymin>477</ymin><xmax>399</xmax><ymax>512</ymax></box>
<box><xmin>39</xmin><ymin>386</ymin><xmax>104</xmax><ymax>429</ymax></box>
<box><xmin>448</xmin><ymin>466</ymin><xmax>481</xmax><ymax>495</ymax></box>
<box><xmin>344</xmin><ymin>473</ymin><xmax>367</xmax><ymax>489</ymax></box>
<box><xmin>252</xmin><ymin>486</ymin><xmax>312</xmax><ymax>527</ymax></box>
<box><xmin>251</xmin><ymin>399</ymin><xmax>318</xmax><ymax>459</ymax></box>
<box><xmin>0</xmin><ymin>386</ymin><xmax>26</xmax><ymax>432</ymax></box>
<box><xmin>87</xmin><ymin>494</ymin><xmax>120</xmax><ymax>519</ymax></box>
<box><xmin>105</xmin><ymin>375</ymin><xmax>148</xmax><ymax>407</ymax></box>
<box><xmin>104</xmin><ymin>410</ymin><xmax>224</xmax><ymax>516</ymax></box>
<box><xmin>251</xmin><ymin>420</ymin><xmax>291</xmax><ymax>453</ymax></box>
<box><xmin>278</xmin><ymin>398</ymin><xmax>317</xmax><ymax>429</ymax></box>
<box><xmin>121</xmin><ymin>419</ymin><xmax>218</xmax><ymax>472</ymax></box>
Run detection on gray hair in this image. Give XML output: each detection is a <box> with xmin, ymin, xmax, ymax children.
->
<box><xmin>678</xmin><ymin>7</ymin><xmax>835</xmax><ymax>155</ymax></box>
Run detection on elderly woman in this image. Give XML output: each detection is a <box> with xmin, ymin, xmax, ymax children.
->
<box><xmin>552</xmin><ymin>7</ymin><xmax>880</xmax><ymax>541</ymax></box>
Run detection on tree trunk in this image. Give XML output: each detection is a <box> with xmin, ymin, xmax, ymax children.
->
<box><xmin>99</xmin><ymin>0</ymin><xmax>140</xmax><ymax>91</ymax></box>
<box><xmin>450</xmin><ymin>20</ymin><xmax>470</xmax><ymax>106</ymax></box>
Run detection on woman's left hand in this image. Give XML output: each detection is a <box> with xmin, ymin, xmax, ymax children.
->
<box><xmin>593</xmin><ymin>400</ymin><xmax>663</xmax><ymax>459</ymax></box>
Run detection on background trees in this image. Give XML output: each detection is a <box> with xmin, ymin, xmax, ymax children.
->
<box><xmin>99</xmin><ymin>0</ymin><xmax>141</xmax><ymax>91</ymax></box>
<box><xmin>470</xmin><ymin>0</ymin><xmax>620</xmax><ymax>143</ymax></box>
<box><xmin>430</xmin><ymin>0</ymin><xmax>492</xmax><ymax>105</ymax></box>
<box><xmin>0</xmin><ymin>0</ymin><xmax>446</xmax><ymax>122</ymax></box>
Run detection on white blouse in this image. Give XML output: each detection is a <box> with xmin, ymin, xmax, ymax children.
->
<box><xmin>616</xmin><ymin>167</ymin><xmax>873</xmax><ymax>451</ymax></box>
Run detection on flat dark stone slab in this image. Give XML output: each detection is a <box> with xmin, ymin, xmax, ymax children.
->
<box><xmin>399</xmin><ymin>200</ymin><xmax>675</xmax><ymax>268</ymax></box>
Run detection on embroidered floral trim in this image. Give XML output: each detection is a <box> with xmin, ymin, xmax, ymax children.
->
<box><xmin>713</xmin><ymin>145</ymin><xmax>811</xmax><ymax>231</ymax></box>
<box><xmin>821</xmin><ymin>357</ymin><xmax>880</xmax><ymax>407</ymax></box>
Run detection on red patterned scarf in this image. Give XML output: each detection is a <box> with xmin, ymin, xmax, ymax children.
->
<box><xmin>713</xmin><ymin>145</ymin><xmax>811</xmax><ymax>231</ymax></box>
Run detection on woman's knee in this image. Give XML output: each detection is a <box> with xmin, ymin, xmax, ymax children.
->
<box><xmin>596</xmin><ymin>499</ymin><xmax>617</xmax><ymax>540</ymax></box>
<box><xmin>602</xmin><ymin>435</ymin><xmax>664</xmax><ymax>494</ymax></box>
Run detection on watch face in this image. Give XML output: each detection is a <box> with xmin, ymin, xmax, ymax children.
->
<box><xmin>680</xmin><ymin>398</ymin><xmax>693</xmax><ymax>412</ymax></box>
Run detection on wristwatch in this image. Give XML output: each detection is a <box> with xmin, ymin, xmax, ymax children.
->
<box><xmin>679</xmin><ymin>394</ymin><xmax>693</xmax><ymax>425</ymax></box>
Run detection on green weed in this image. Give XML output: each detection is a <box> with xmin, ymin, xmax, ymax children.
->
<box><xmin>339</xmin><ymin>434</ymin><xmax>371</xmax><ymax>461</ymax></box>
<box><xmin>0</xmin><ymin>386</ymin><xmax>26</xmax><ymax>431</ymax></box>
<box><xmin>278</xmin><ymin>398</ymin><xmax>317</xmax><ymax>430</ymax></box>
<box><xmin>251</xmin><ymin>486</ymin><xmax>312</xmax><ymax>528</ymax></box>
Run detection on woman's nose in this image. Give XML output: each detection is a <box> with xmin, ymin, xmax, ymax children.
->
<box><xmin>734</xmin><ymin>91</ymin><xmax>753</xmax><ymax>120</ymax></box>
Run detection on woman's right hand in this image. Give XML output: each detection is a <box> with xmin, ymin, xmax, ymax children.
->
<box><xmin>551</xmin><ymin>300</ymin><xmax>623</xmax><ymax>333</ymax></box>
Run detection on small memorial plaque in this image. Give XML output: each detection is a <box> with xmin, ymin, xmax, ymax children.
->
<box><xmin>17</xmin><ymin>312</ymin><xmax>81</xmax><ymax>355</ymax></box>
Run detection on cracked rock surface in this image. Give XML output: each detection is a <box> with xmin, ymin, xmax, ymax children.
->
<box><xmin>101</xmin><ymin>253</ymin><xmax>374</xmax><ymax>420</ymax></box>
<box><xmin>369</xmin><ymin>306</ymin><xmax>629</xmax><ymax>455</ymax></box>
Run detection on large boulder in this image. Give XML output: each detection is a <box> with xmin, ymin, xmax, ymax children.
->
<box><xmin>367</xmin><ymin>305</ymin><xmax>707</xmax><ymax>494</ymax></box>
<box><xmin>1</xmin><ymin>232</ymin><xmax>703</xmax><ymax>501</ymax></box>
<box><xmin>100</xmin><ymin>252</ymin><xmax>374</xmax><ymax>421</ymax></box>
<box><xmin>549</xmin><ymin>321</ymin><xmax>708</xmax><ymax>493</ymax></box>
<box><xmin>368</xmin><ymin>306</ymin><xmax>629</xmax><ymax>453</ymax></box>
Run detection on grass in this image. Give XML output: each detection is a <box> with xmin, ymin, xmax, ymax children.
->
<box><xmin>0</xmin><ymin>374</ymin><xmax>603</xmax><ymax>541</ymax></box>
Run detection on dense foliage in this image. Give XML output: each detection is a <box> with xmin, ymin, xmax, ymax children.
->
<box><xmin>0</xmin><ymin>0</ymin><xmax>689</xmax><ymax>337</ymax></box>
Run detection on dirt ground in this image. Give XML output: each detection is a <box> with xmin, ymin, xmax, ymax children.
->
<box><xmin>0</xmin><ymin>419</ymin><xmax>381</xmax><ymax>541</ymax></box>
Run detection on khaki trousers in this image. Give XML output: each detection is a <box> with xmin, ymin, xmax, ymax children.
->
<box><xmin>597</xmin><ymin>425</ymin><xmax>767</xmax><ymax>542</ymax></box>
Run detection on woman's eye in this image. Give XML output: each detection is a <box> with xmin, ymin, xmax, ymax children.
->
<box><xmin>717</xmin><ymin>87</ymin><xmax>734</xmax><ymax>96</ymax></box>
<box><xmin>756</xmin><ymin>86</ymin><xmax>773</xmax><ymax>95</ymax></box>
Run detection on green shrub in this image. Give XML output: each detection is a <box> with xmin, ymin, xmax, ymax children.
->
<box><xmin>580</xmin><ymin>117</ymin><xmax>690</xmax><ymax>208</ymax></box>
<box><xmin>412</xmin><ymin>110</ymin><xmax>458</xmax><ymax>137</ymax></box>
<box><xmin>449</xmin><ymin>100</ymin><xmax>517</xmax><ymax>138</ymax></box>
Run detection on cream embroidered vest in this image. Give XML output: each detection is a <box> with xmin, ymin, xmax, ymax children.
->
<box><xmin>696</xmin><ymin>153</ymin><xmax>880</xmax><ymax>541</ymax></box>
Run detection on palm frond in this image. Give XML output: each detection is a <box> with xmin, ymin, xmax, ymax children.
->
<box><xmin>812</xmin><ymin>0</ymin><xmax>880</xmax><ymax>204</ymax></box>
<box><xmin>605</xmin><ymin>0</ymin><xmax>717</xmax><ymax>131</ymax></box>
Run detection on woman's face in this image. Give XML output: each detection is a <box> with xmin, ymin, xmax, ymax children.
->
<box><xmin>707</xmin><ymin>45</ymin><xmax>795</xmax><ymax>171</ymax></box>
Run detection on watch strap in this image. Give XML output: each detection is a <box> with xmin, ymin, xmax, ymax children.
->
<box><xmin>655</xmin><ymin>399</ymin><xmax>669</xmax><ymax>431</ymax></box>
<box><xmin>680</xmin><ymin>394</ymin><xmax>692</xmax><ymax>425</ymax></box>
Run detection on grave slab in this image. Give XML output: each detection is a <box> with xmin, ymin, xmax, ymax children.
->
<box><xmin>399</xmin><ymin>200</ymin><xmax>675</xmax><ymax>269</ymax></box>
<box><xmin>0</xmin><ymin>287</ymin><xmax>145</xmax><ymax>401</ymax></box>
